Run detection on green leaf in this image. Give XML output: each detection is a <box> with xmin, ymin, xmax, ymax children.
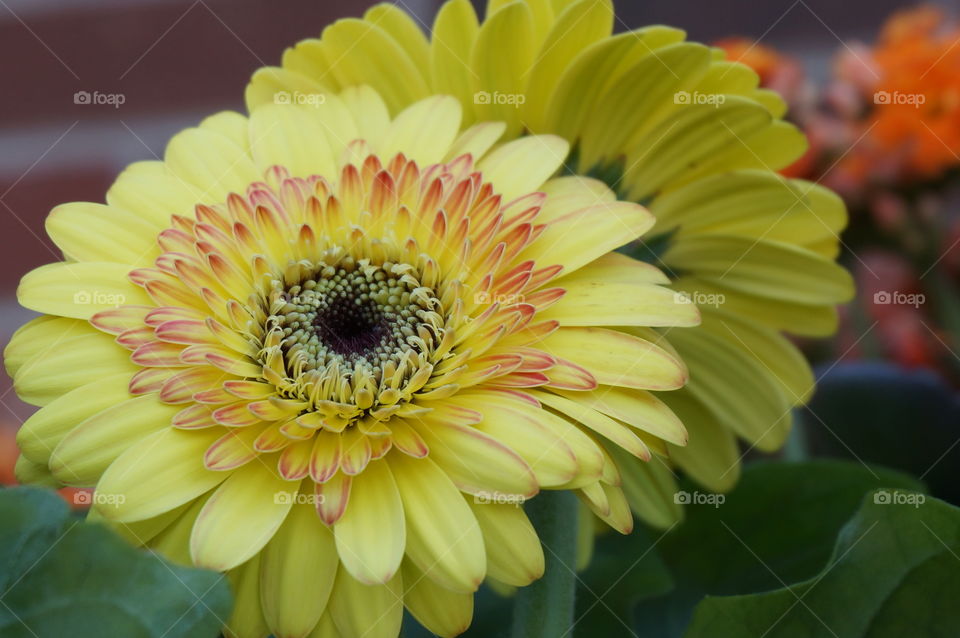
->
<box><xmin>0</xmin><ymin>487</ymin><xmax>232</xmax><ymax>638</ymax></box>
<box><xmin>634</xmin><ymin>460</ymin><xmax>924</xmax><ymax>638</ymax></box>
<box><xmin>684</xmin><ymin>491</ymin><xmax>960</xmax><ymax>637</ymax></box>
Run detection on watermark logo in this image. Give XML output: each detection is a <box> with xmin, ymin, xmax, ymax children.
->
<box><xmin>73</xmin><ymin>290</ymin><xmax>126</xmax><ymax>307</ymax></box>
<box><xmin>74</xmin><ymin>90</ymin><xmax>125</xmax><ymax>109</ymax></box>
<box><xmin>274</xmin><ymin>491</ymin><xmax>325</xmax><ymax>505</ymax></box>
<box><xmin>474</xmin><ymin>491</ymin><xmax>526</xmax><ymax>507</ymax></box>
<box><xmin>874</xmin><ymin>490</ymin><xmax>925</xmax><ymax>508</ymax></box>
<box><xmin>473</xmin><ymin>91</ymin><xmax>526</xmax><ymax>108</ymax></box>
<box><xmin>873</xmin><ymin>290</ymin><xmax>925</xmax><ymax>308</ymax></box>
<box><xmin>474</xmin><ymin>290</ymin><xmax>526</xmax><ymax>305</ymax></box>
<box><xmin>674</xmin><ymin>291</ymin><xmax>725</xmax><ymax>308</ymax></box>
<box><xmin>74</xmin><ymin>490</ymin><xmax>126</xmax><ymax>508</ymax></box>
<box><xmin>674</xmin><ymin>91</ymin><xmax>725</xmax><ymax>107</ymax></box>
<box><xmin>674</xmin><ymin>490</ymin><xmax>725</xmax><ymax>508</ymax></box>
<box><xmin>874</xmin><ymin>90</ymin><xmax>925</xmax><ymax>108</ymax></box>
<box><xmin>274</xmin><ymin>90</ymin><xmax>326</xmax><ymax>107</ymax></box>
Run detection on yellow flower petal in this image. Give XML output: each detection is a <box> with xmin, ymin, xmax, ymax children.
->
<box><xmin>96</xmin><ymin>427</ymin><xmax>227</xmax><ymax>522</ymax></box>
<box><xmin>467</xmin><ymin>498</ymin><xmax>544</xmax><ymax>586</ymax></box>
<box><xmin>191</xmin><ymin>462</ymin><xmax>296</xmax><ymax>571</ymax></box>
<box><xmin>18</xmin><ymin>261</ymin><xmax>152</xmax><ymax>319</ymax></box>
<box><xmin>261</xmin><ymin>502</ymin><xmax>339</xmax><ymax>638</ymax></box>
<box><xmin>541</xmin><ymin>327</ymin><xmax>687</xmax><ymax>390</ymax></box>
<box><xmin>50</xmin><ymin>395</ymin><xmax>179</xmax><ymax>486</ymax></box>
<box><xmin>401</xmin><ymin>560</ymin><xmax>473</xmax><ymax>637</ymax></box>
<box><xmin>334</xmin><ymin>459</ymin><xmax>405</xmax><ymax>584</ymax></box>
<box><xmin>389</xmin><ymin>453</ymin><xmax>485</xmax><ymax>593</ymax></box>
<box><xmin>328</xmin><ymin>565</ymin><xmax>403</xmax><ymax>638</ymax></box>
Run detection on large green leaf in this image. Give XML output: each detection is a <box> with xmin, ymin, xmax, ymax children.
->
<box><xmin>633</xmin><ymin>460</ymin><xmax>924</xmax><ymax>638</ymax></box>
<box><xmin>0</xmin><ymin>487</ymin><xmax>231</xmax><ymax>638</ymax></box>
<box><xmin>685</xmin><ymin>491</ymin><xmax>960</xmax><ymax>637</ymax></box>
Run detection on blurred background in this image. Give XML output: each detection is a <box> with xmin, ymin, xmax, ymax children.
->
<box><xmin>1</xmin><ymin>0</ymin><xmax>959</xmax><ymax>505</ymax></box>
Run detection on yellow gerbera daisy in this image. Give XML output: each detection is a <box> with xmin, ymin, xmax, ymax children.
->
<box><xmin>6</xmin><ymin>89</ymin><xmax>698</xmax><ymax>638</ymax></box>
<box><xmin>246</xmin><ymin>0</ymin><xmax>855</xmax><ymax>524</ymax></box>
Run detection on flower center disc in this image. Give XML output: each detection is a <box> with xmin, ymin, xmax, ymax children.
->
<box><xmin>262</xmin><ymin>250</ymin><xmax>445</xmax><ymax>418</ymax></box>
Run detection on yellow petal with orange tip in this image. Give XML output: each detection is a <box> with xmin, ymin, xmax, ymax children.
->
<box><xmin>277</xmin><ymin>439</ymin><xmax>313</xmax><ymax>481</ymax></box>
<box><xmin>540</xmin><ymin>327</ymin><xmax>687</xmax><ymax>390</ymax></box>
<box><xmin>328</xmin><ymin>564</ymin><xmax>403</xmax><ymax>638</ymax></box>
<box><xmin>316</xmin><ymin>471</ymin><xmax>351</xmax><ymax>526</ymax></box>
<box><xmin>388</xmin><ymin>452</ymin><xmax>485</xmax><ymax>593</ymax></box>
<box><xmin>93</xmin><ymin>426</ymin><xmax>229</xmax><ymax>523</ymax></box>
<box><xmin>454</xmin><ymin>392</ymin><xmax>577</xmax><ymax>486</ymax></box>
<box><xmin>334</xmin><ymin>459</ymin><xmax>405</xmax><ymax>584</ymax></box>
<box><xmin>401</xmin><ymin>560</ymin><xmax>474</xmax><ymax>638</ymax></box>
<box><xmin>466</xmin><ymin>497</ymin><xmax>544</xmax><ymax>587</ymax></box>
<box><xmin>191</xmin><ymin>461</ymin><xmax>296</xmax><ymax>571</ymax></box>
<box><xmin>412</xmin><ymin>417</ymin><xmax>538</xmax><ymax>499</ymax></box>
<box><xmin>260</xmin><ymin>502</ymin><xmax>339</xmax><ymax>638</ymax></box>
<box><xmin>204</xmin><ymin>426</ymin><xmax>266</xmax><ymax>471</ymax></box>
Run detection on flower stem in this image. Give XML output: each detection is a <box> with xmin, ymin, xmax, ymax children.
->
<box><xmin>511</xmin><ymin>490</ymin><xmax>578</xmax><ymax>638</ymax></box>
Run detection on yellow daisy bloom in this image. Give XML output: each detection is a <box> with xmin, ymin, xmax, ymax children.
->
<box><xmin>6</xmin><ymin>89</ymin><xmax>698</xmax><ymax>638</ymax></box>
<box><xmin>247</xmin><ymin>0</ymin><xmax>855</xmax><ymax>524</ymax></box>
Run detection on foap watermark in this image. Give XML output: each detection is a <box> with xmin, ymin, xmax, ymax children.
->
<box><xmin>474</xmin><ymin>491</ymin><xmax>526</xmax><ymax>507</ymax></box>
<box><xmin>73</xmin><ymin>290</ymin><xmax>126</xmax><ymax>307</ymax></box>
<box><xmin>274</xmin><ymin>491</ymin><xmax>326</xmax><ymax>506</ymax></box>
<box><xmin>674</xmin><ymin>490</ymin><xmax>725</xmax><ymax>508</ymax></box>
<box><xmin>274</xmin><ymin>90</ymin><xmax>326</xmax><ymax>107</ymax></box>
<box><xmin>874</xmin><ymin>489</ymin><xmax>925</xmax><ymax>508</ymax></box>
<box><xmin>674</xmin><ymin>90</ymin><xmax>725</xmax><ymax>107</ymax></box>
<box><xmin>74</xmin><ymin>90</ymin><xmax>125</xmax><ymax>109</ymax></box>
<box><xmin>474</xmin><ymin>91</ymin><xmax>525</xmax><ymax>108</ymax></box>
<box><xmin>873</xmin><ymin>290</ymin><xmax>925</xmax><ymax>308</ymax></box>
<box><xmin>474</xmin><ymin>290</ymin><xmax>525</xmax><ymax>305</ymax></box>
<box><xmin>674</xmin><ymin>290</ymin><xmax>725</xmax><ymax>308</ymax></box>
<box><xmin>74</xmin><ymin>490</ymin><xmax>126</xmax><ymax>508</ymax></box>
<box><xmin>874</xmin><ymin>90</ymin><xmax>925</xmax><ymax>108</ymax></box>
